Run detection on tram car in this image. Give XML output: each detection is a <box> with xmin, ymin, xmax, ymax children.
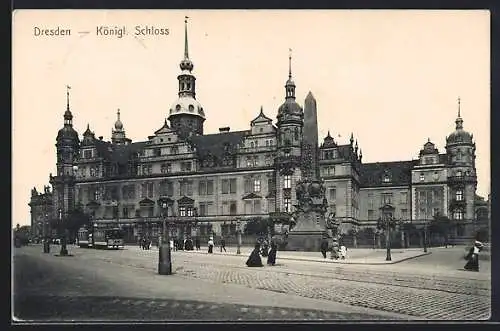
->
<box><xmin>78</xmin><ymin>227</ymin><xmax>124</xmax><ymax>249</ymax></box>
<box><xmin>77</xmin><ymin>227</ymin><xmax>93</xmax><ymax>248</ymax></box>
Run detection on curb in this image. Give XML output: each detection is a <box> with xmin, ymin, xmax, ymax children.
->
<box><xmin>179</xmin><ymin>250</ymin><xmax>433</xmax><ymax>265</ymax></box>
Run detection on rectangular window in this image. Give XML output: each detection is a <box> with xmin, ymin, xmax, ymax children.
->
<box><xmin>284</xmin><ymin>198</ymin><xmax>292</xmax><ymax>212</ymax></box>
<box><xmin>180</xmin><ymin>181</ymin><xmax>187</xmax><ymax>196</ymax></box>
<box><xmin>230</xmin><ymin>178</ymin><xmax>237</xmax><ymax>194</ymax></box>
<box><xmin>265</xmin><ymin>155</ymin><xmax>272</xmax><ymax>166</ymax></box>
<box><xmin>268</xmin><ymin>178</ymin><xmax>274</xmax><ymax>194</ymax></box>
<box><xmin>455</xmin><ymin>190</ymin><xmax>464</xmax><ymax>201</ymax></box>
<box><xmin>253</xmin><ymin>179</ymin><xmax>261</xmax><ymax>193</ymax></box>
<box><xmin>187</xmin><ymin>181</ymin><xmax>193</xmax><ymax>196</ymax></box>
<box><xmin>221</xmin><ymin>201</ymin><xmax>229</xmax><ymax>215</ymax></box>
<box><xmin>161</xmin><ymin>163</ymin><xmax>171</xmax><ymax>174</ymax></box>
<box><xmin>182</xmin><ymin>162</ymin><xmax>192</xmax><ymax>172</ymax></box>
<box><xmin>246</xmin><ymin>157</ymin><xmax>252</xmax><ymax>167</ymax></box>
<box><xmin>222</xmin><ymin>179</ymin><xmax>229</xmax><ymax>194</ymax></box>
<box><xmin>206</xmin><ymin>180</ymin><xmax>214</xmax><ymax>195</ymax></box>
<box><xmin>147</xmin><ymin>183</ymin><xmax>154</xmax><ymax>198</ymax></box>
<box><xmin>400</xmin><ymin>192</ymin><xmax>408</xmax><ymax>204</ymax></box>
<box><xmin>368</xmin><ymin>210</ymin><xmax>374</xmax><ymax>220</ymax></box>
<box><xmin>329</xmin><ymin>188</ymin><xmax>336</xmax><ymax>200</ymax></box>
<box><xmin>244</xmin><ymin>201</ymin><xmax>252</xmax><ymax>214</ymax></box>
<box><xmin>382</xmin><ymin>193</ymin><xmax>392</xmax><ymax>204</ymax></box>
<box><xmin>419</xmin><ymin>173</ymin><xmax>425</xmax><ymax>182</ymax></box>
<box><xmin>229</xmin><ymin>201</ymin><xmax>237</xmax><ymax>215</ymax></box>
<box><xmin>453</xmin><ymin>210</ymin><xmax>464</xmax><ymax>220</ymax></box>
<box><xmin>179</xmin><ymin>206</ymin><xmax>187</xmax><ymax>217</ymax></box>
<box><xmin>368</xmin><ymin>193</ymin><xmax>374</xmax><ymax>208</ymax></box>
<box><xmin>254</xmin><ymin>200</ymin><xmax>261</xmax><ymax>214</ymax></box>
<box><xmin>284</xmin><ymin>175</ymin><xmax>292</xmax><ymax>189</ymax></box>
<box><xmin>84</xmin><ymin>150</ymin><xmax>92</xmax><ymax>159</ymax></box>
<box><xmin>199</xmin><ymin>203</ymin><xmax>207</xmax><ymax>216</ymax></box>
<box><xmin>253</xmin><ymin>156</ymin><xmax>259</xmax><ymax>167</ymax></box>
<box><xmin>199</xmin><ymin>181</ymin><xmax>207</xmax><ymax>196</ymax></box>
<box><xmin>401</xmin><ymin>209</ymin><xmax>408</xmax><ymax>220</ymax></box>
<box><xmin>244</xmin><ymin>178</ymin><xmax>252</xmax><ymax>193</ymax></box>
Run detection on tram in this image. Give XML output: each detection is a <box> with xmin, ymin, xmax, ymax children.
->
<box><xmin>78</xmin><ymin>227</ymin><xmax>124</xmax><ymax>249</ymax></box>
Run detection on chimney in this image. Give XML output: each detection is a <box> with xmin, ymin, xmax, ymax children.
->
<box><xmin>99</xmin><ymin>136</ymin><xmax>103</xmax><ymax>140</ymax></box>
<box><xmin>219</xmin><ymin>127</ymin><xmax>230</xmax><ymax>133</ymax></box>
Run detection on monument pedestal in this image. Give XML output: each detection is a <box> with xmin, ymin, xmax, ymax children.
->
<box><xmin>285</xmin><ymin>230</ymin><xmax>324</xmax><ymax>251</ymax></box>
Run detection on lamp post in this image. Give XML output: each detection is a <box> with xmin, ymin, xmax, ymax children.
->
<box><xmin>158</xmin><ymin>202</ymin><xmax>172</xmax><ymax>275</ymax></box>
<box><xmin>43</xmin><ymin>212</ymin><xmax>50</xmax><ymax>253</ymax></box>
<box><xmin>236</xmin><ymin>218</ymin><xmax>242</xmax><ymax>255</ymax></box>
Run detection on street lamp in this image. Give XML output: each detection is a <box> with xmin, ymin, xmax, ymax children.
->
<box><xmin>236</xmin><ymin>218</ymin><xmax>242</xmax><ymax>255</ymax></box>
<box><xmin>158</xmin><ymin>202</ymin><xmax>172</xmax><ymax>275</ymax></box>
<box><xmin>43</xmin><ymin>212</ymin><xmax>50</xmax><ymax>253</ymax></box>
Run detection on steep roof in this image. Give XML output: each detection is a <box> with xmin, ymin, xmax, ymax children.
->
<box><xmin>360</xmin><ymin>160</ymin><xmax>416</xmax><ymax>187</ymax></box>
<box><xmin>94</xmin><ymin>140</ymin><xmax>147</xmax><ymax>164</ymax></box>
<box><xmin>188</xmin><ymin>130</ymin><xmax>248</xmax><ymax>160</ymax></box>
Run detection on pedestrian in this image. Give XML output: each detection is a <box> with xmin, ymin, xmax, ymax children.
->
<box><xmin>260</xmin><ymin>239</ymin><xmax>269</xmax><ymax>257</ymax></box>
<box><xmin>267</xmin><ymin>241</ymin><xmax>277</xmax><ymax>266</ymax></box>
<box><xmin>195</xmin><ymin>237</ymin><xmax>201</xmax><ymax>250</ymax></box>
<box><xmin>246</xmin><ymin>244</ymin><xmax>264</xmax><ymax>267</ymax></box>
<box><xmin>320</xmin><ymin>239</ymin><xmax>329</xmax><ymax>259</ymax></box>
<box><xmin>208</xmin><ymin>236</ymin><xmax>214</xmax><ymax>254</ymax></box>
<box><xmin>340</xmin><ymin>245</ymin><xmax>347</xmax><ymax>260</ymax></box>
<box><xmin>220</xmin><ymin>236</ymin><xmax>227</xmax><ymax>252</ymax></box>
<box><xmin>464</xmin><ymin>240</ymin><xmax>483</xmax><ymax>272</ymax></box>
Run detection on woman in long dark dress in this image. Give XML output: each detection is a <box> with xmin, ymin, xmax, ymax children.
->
<box><xmin>464</xmin><ymin>241</ymin><xmax>483</xmax><ymax>271</ymax></box>
<box><xmin>267</xmin><ymin>242</ymin><xmax>277</xmax><ymax>266</ymax></box>
<box><xmin>246</xmin><ymin>244</ymin><xmax>263</xmax><ymax>267</ymax></box>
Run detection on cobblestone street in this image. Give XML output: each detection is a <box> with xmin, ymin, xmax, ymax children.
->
<box><xmin>13</xmin><ymin>245</ymin><xmax>491</xmax><ymax>321</ymax></box>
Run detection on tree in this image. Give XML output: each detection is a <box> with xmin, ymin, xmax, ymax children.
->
<box><xmin>430</xmin><ymin>215</ymin><xmax>454</xmax><ymax>246</ymax></box>
<box><xmin>243</xmin><ymin>217</ymin><xmax>271</xmax><ymax>236</ymax></box>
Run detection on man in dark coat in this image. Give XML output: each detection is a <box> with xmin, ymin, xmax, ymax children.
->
<box><xmin>246</xmin><ymin>244</ymin><xmax>264</xmax><ymax>267</ymax></box>
<box><xmin>220</xmin><ymin>236</ymin><xmax>227</xmax><ymax>252</ymax></box>
<box><xmin>320</xmin><ymin>239</ymin><xmax>329</xmax><ymax>259</ymax></box>
<box><xmin>195</xmin><ymin>237</ymin><xmax>201</xmax><ymax>250</ymax></box>
<box><xmin>267</xmin><ymin>241</ymin><xmax>278</xmax><ymax>266</ymax></box>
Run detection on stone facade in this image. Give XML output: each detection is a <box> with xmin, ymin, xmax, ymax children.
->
<box><xmin>30</xmin><ymin>21</ymin><xmax>486</xmax><ymax>243</ymax></box>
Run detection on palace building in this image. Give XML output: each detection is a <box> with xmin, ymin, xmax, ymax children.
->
<box><xmin>30</xmin><ymin>19</ymin><xmax>484</xmax><ymax>243</ymax></box>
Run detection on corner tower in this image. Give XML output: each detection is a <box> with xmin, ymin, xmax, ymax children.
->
<box><xmin>168</xmin><ymin>17</ymin><xmax>205</xmax><ymax>140</ymax></box>
<box><xmin>445</xmin><ymin>97</ymin><xmax>477</xmax><ymax>237</ymax></box>
<box><xmin>49</xmin><ymin>86</ymin><xmax>80</xmax><ymax>223</ymax></box>
<box><xmin>275</xmin><ymin>49</ymin><xmax>304</xmax><ymax>214</ymax></box>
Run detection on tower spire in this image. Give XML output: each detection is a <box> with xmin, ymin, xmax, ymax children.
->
<box><xmin>455</xmin><ymin>96</ymin><xmax>464</xmax><ymax>130</ymax></box>
<box><xmin>288</xmin><ymin>48</ymin><xmax>292</xmax><ymax>80</ymax></box>
<box><xmin>179</xmin><ymin>16</ymin><xmax>194</xmax><ymax>72</ymax></box>
<box><xmin>66</xmin><ymin>85</ymin><xmax>71</xmax><ymax>111</ymax></box>
<box><xmin>184</xmin><ymin>16</ymin><xmax>189</xmax><ymax>60</ymax></box>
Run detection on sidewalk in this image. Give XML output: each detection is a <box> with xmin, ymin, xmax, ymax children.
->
<box><xmin>146</xmin><ymin>245</ymin><xmax>431</xmax><ymax>265</ymax></box>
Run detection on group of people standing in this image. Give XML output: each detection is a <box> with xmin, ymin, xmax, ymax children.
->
<box><xmin>246</xmin><ymin>239</ymin><xmax>278</xmax><ymax>267</ymax></box>
<box><xmin>320</xmin><ymin>239</ymin><xmax>347</xmax><ymax>260</ymax></box>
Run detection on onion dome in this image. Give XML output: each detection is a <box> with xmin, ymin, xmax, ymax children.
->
<box><xmin>446</xmin><ymin>97</ymin><xmax>473</xmax><ymax>145</ymax></box>
<box><xmin>114</xmin><ymin>109</ymin><xmax>124</xmax><ymax>131</ymax></box>
<box><xmin>169</xmin><ymin>96</ymin><xmax>205</xmax><ymax>119</ymax></box>
<box><xmin>57</xmin><ymin>86</ymin><xmax>79</xmax><ymax>142</ymax></box>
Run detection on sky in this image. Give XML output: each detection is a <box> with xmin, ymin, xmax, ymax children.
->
<box><xmin>12</xmin><ymin>10</ymin><xmax>490</xmax><ymax>226</ymax></box>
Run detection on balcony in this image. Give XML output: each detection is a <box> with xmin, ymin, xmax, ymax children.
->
<box><xmin>238</xmin><ymin>146</ymin><xmax>276</xmax><ymax>154</ymax></box>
